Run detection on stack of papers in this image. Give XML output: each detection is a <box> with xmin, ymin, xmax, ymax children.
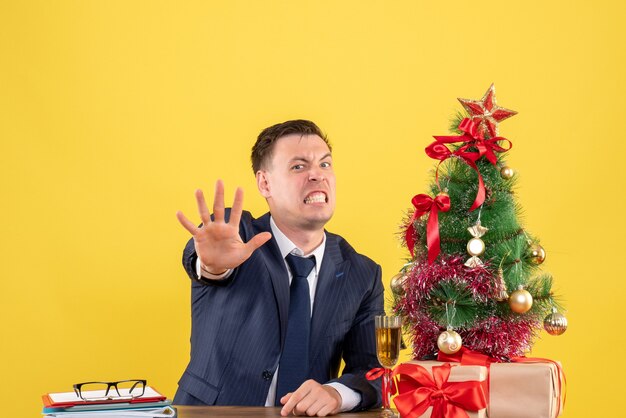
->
<box><xmin>42</xmin><ymin>386</ymin><xmax>175</xmax><ymax>417</ymax></box>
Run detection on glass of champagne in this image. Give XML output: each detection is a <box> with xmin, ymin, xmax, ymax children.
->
<box><xmin>375</xmin><ymin>315</ymin><xmax>402</xmax><ymax>418</ymax></box>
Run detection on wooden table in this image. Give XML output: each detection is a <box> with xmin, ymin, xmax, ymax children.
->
<box><xmin>175</xmin><ymin>406</ymin><xmax>383</xmax><ymax>417</ymax></box>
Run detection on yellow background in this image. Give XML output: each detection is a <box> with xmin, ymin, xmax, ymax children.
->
<box><xmin>1</xmin><ymin>1</ymin><xmax>624</xmax><ymax>416</ymax></box>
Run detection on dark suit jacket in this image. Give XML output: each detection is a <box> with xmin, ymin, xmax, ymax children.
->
<box><xmin>174</xmin><ymin>211</ymin><xmax>384</xmax><ymax>410</ymax></box>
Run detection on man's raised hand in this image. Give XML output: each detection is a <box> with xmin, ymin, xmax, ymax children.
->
<box><xmin>176</xmin><ymin>180</ymin><xmax>272</xmax><ymax>276</ymax></box>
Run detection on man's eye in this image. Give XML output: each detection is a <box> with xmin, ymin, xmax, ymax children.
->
<box><xmin>320</xmin><ymin>162</ymin><xmax>331</xmax><ymax>168</ymax></box>
<box><xmin>291</xmin><ymin>164</ymin><xmax>304</xmax><ymax>170</ymax></box>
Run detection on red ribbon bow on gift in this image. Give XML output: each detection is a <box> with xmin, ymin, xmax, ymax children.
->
<box><xmin>425</xmin><ymin>118</ymin><xmax>512</xmax><ymax>211</ymax></box>
<box><xmin>405</xmin><ymin>193</ymin><xmax>451</xmax><ymax>264</ymax></box>
<box><xmin>393</xmin><ymin>363</ymin><xmax>487</xmax><ymax>418</ymax></box>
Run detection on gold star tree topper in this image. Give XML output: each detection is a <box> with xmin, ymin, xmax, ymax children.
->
<box><xmin>457</xmin><ymin>84</ymin><xmax>517</xmax><ymax>138</ymax></box>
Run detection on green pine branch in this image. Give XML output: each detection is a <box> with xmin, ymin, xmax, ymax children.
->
<box><xmin>428</xmin><ymin>281</ymin><xmax>482</xmax><ymax>328</ymax></box>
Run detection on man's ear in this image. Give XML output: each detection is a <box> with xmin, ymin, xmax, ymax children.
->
<box><xmin>256</xmin><ymin>170</ymin><xmax>271</xmax><ymax>198</ymax></box>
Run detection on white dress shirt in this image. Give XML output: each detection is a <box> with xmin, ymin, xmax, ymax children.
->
<box><xmin>196</xmin><ymin>216</ymin><xmax>361</xmax><ymax>411</ymax></box>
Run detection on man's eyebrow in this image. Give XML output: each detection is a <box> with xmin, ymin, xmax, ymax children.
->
<box><xmin>289</xmin><ymin>153</ymin><xmax>332</xmax><ymax>163</ymax></box>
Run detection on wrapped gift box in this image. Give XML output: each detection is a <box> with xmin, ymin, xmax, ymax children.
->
<box><xmin>398</xmin><ymin>360</ymin><xmax>564</xmax><ymax>418</ymax></box>
<box><xmin>397</xmin><ymin>361</ymin><xmax>488</xmax><ymax>418</ymax></box>
<box><xmin>489</xmin><ymin>361</ymin><xmax>564</xmax><ymax>418</ymax></box>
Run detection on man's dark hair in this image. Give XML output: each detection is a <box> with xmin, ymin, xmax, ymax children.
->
<box><xmin>251</xmin><ymin>119</ymin><xmax>331</xmax><ymax>173</ymax></box>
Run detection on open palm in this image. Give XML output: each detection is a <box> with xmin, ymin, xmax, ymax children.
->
<box><xmin>176</xmin><ymin>180</ymin><xmax>271</xmax><ymax>275</ymax></box>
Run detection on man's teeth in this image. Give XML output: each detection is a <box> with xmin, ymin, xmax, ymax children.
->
<box><xmin>305</xmin><ymin>193</ymin><xmax>326</xmax><ymax>204</ymax></box>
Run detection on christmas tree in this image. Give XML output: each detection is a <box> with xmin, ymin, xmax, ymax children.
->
<box><xmin>393</xmin><ymin>84</ymin><xmax>568</xmax><ymax>361</ymax></box>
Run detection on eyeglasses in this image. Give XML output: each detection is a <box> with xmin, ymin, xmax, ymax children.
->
<box><xmin>73</xmin><ymin>379</ymin><xmax>147</xmax><ymax>401</ymax></box>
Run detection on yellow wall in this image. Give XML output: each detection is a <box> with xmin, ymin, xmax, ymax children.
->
<box><xmin>1</xmin><ymin>1</ymin><xmax>624</xmax><ymax>416</ymax></box>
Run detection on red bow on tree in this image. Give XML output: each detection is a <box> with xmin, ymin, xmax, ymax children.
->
<box><xmin>405</xmin><ymin>193</ymin><xmax>451</xmax><ymax>264</ymax></box>
<box><xmin>432</xmin><ymin>118</ymin><xmax>512</xmax><ymax>164</ymax></box>
<box><xmin>393</xmin><ymin>363</ymin><xmax>487</xmax><ymax>418</ymax></box>
<box><xmin>425</xmin><ymin>118</ymin><xmax>512</xmax><ymax>211</ymax></box>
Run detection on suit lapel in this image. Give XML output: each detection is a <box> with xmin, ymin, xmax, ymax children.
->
<box><xmin>252</xmin><ymin>213</ymin><xmax>290</xmax><ymax>349</ymax></box>
<box><xmin>309</xmin><ymin>233</ymin><xmax>349</xmax><ymax>364</ymax></box>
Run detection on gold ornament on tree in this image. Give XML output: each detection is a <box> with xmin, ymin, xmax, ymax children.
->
<box><xmin>527</xmin><ymin>243</ymin><xmax>546</xmax><ymax>265</ymax></box>
<box><xmin>494</xmin><ymin>267</ymin><xmax>510</xmax><ymax>301</ymax></box>
<box><xmin>465</xmin><ymin>221</ymin><xmax>489</xmax><ymax>267</ymax></box>
<box><xmin>509</xmin><ymin>286</ymin><xmax>533</xmax><ymax>314</ymax></box>
<box><xmin>500</xmin><ymin>166</ymin><xmax>515</xmax><ymax>179</ymax></box>
<box><xmin>390</xmin><ymin>272</ymin><xmax>407</xmax><ymax>296</ymax></box>
<box><xmin>437</xmin><ymin>301</ymin><xmax>462</xmax><ymax>354</ymax></box>
<box><xmin>390</xmin><ymin>263</ymin><xmax>413</xmax><ymax>296</ymax></box>
<box><xmin>544</xmin><ymin>308</ymin><xmax>568</xmax><ymax>335</ymax></box>
<box><xmin>437</xmin><ymin>328</ymin><xmax>463</xmax><ymax>355</ymax></box>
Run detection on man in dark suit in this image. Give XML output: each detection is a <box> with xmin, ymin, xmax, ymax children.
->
<box><xmin>174</xmin><ymin>120</ymin><xmax>384</xmax><ymax>416</ymax></box>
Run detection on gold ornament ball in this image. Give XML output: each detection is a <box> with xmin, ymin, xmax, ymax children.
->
<box><xmin>437</xmin><ymin>330</ymin><xmax>463</xmax><ymax>355</ymax></box>
<box><xmin>509</xmin><ymin>287</ymin><xmax>533</xmax><ymax>314</ymax></box>
<box><xmin>500</xmin><ymin>166</ymin><xmax>515</xmax><ymax>179</ymax></box>
<box><xmin>544</xmin><ymin>310</ymin><xmax>568</xmax><ymax>336</ymax></box>
<box><xmin>528</xmin><ymin>244</ymin><xmax>547</xmax><ymax>265</ymax></box>
<box><xmin>390</xmin><ymin>273</ymin><xmax>407</xmax><ymax>296</ymax></box>
<box><xmin>467</xmin><ymin>237</ymin><xmax>486</xmax><ymax>257</ymax></box>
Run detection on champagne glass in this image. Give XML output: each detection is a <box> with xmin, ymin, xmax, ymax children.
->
<box><xmin>375</xmin><ymin>315</ymin><xmax>402</xmax><ymax>418</ymax></box>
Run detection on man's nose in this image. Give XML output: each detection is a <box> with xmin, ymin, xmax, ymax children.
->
<box><xmin>308</xmin><ymin>167</ymin><xmax>324</xmax><ymax>181</ymax></box>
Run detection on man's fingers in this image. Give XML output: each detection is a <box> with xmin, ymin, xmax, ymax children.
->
<box><xmin>195</xmin><ymin>189</ymin><xmax>211</xmax><ymax>226</ymax></box>
<box><xmin>283</xmin><ymin>384</ymin><xmax>341</xmax><ymax>417</ymax></box>
<box><xmin>281</xmin><ymin>386</ymin><xmax>309</xmax><ymax>416</ymax></box>
<box><xmin>281</xmin><ymin>381</ymin><xmax>320</xmax><ymax>416</ymax></box>
<box><xmin>305</xmin><ymin>399</ymin><xmax>326</xmax><ymax>417</ymax></box>
<box><xmin>229</xmin><ymin>187</ymin><xmax>244</xmax><ymax>226</ymax></box>
<box><xmin>316</xmin><ymin>403</ymin><xmax>334</xmax><ymax>417</ymax></box>
<box><xmin>213</xmin><ymin>179</ymin><xmax>226</xmax><ymax>222</ymax></box>
<box><xmin>280</xmin><ymin>387</ymin><xmax>304</xmax><ymax>417</ymax></box>
<box><xmin>295</xmin><ymin>396</ymin><xmax>317</xmax><ymax>416</ymax></box>
<box><xmin>176</xmin><ymin>211</ymin><xmax>198</xmax><ymax>235</ymax></box>
<box><xmin>246</xmin><ymin>232</ymin><xmax>272</xmax><ymax>253</ymax></box>
<box><xmin>279</xmin><ymin>393</ymin><xmax>294</xmax><ymax>416</ymax></box>
<box><xmin>280</xmin><ymin>392</ymin><xmax>292</xmax><ymax>406</ymax></box>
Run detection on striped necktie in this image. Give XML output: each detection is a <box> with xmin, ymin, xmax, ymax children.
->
<box><xmin>275</xmin><ymin>254</ymin><xmax>316</xmax><ymax>404</ymax></box>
